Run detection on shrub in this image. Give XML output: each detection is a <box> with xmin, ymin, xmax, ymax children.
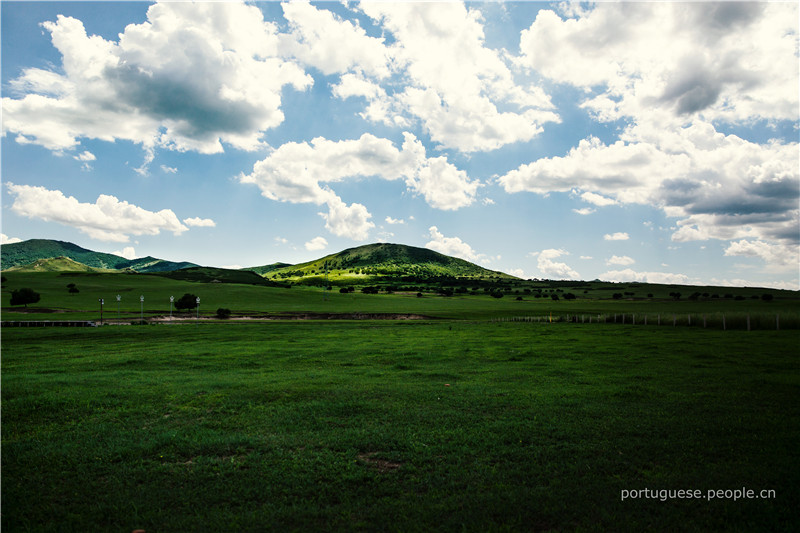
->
<box><xmin>175</xmin><ymin>293</ymin><xmax>199</xmax><ymax>311</ymax></box>
<box><xmin>761</xmin><ymin>293</ymin><xmax>774</xmax><ymax>302</ymax></box>
<box><xmin>216</xmin><ymin>308</ymin><xmax>232</xmax><ymax>319</ymax></box>
<box><xmin>551</xmin><ymin>294</ymin><xmax>560</xmax><ymax>301</ymax></box>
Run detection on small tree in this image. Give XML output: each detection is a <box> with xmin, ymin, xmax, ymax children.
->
<box><xmin>11</xmin><ymin>288</ymin><xmax>40</xmax><ymax>307</ymax></box>
<box><xmin>175</xmin><ymin>293</ymin><xmax>198</xmax><ymax>311</ymax></box>
<box><xmin>69</xmin><ymin>286</ymin><xmax>80</xmax><ymax>295</ymax></box>
<box><xmin>216</xmin><ymin>307</ymin><xmax>232</xmax><ymax>319</ymax></box>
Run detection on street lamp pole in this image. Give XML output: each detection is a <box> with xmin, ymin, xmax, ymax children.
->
<box><xmin>140</xmin><ymin>295</ymin><xmax>144</xmax><ymax>323</ymax></box>
<box><xmin>170</xmin><ymin>296</ymin><xmax>174</xmax><ymax>321</ymax></box>
<box><xmin>116</xmin><ymin>294</ymin><xmax>121</xmax><ymax>322</ymax></box>
<box><xmin>99</xmin><ymin>298</ymin><xmax>104</xmax><ymax>325</ymax></box>
<box><xmin>196</xmin><ymin>297</ymin><xmax>200</xmax><ymax>324</ymax></box>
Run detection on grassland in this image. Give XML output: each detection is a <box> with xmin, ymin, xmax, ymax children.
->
<box><xmin>2</xmin><ymin>271</ymin><xmax>798</xmax><ymax>326</ymax></box>
<box><xmin>2</xmin><ymin>272</ymin><xmax>799</xmax><ymax>531</ymax></box>
<box><xmin>3</xmin><ymin>322</ymin><xmax>798</xmax><ymax>532</ymax></box>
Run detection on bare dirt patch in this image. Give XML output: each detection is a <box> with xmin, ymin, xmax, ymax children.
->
<box><xmin>357</xmin><ymin>452</ymin><xmax>403</xmax><ymax>473</ymax></box>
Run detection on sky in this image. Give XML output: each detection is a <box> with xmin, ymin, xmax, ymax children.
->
<box><xmin>1</xmin><ymin>1</ymin><xmax>798</xmax><ymax>289</ymax></box>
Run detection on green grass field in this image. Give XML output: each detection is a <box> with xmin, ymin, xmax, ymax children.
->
<box><xmin>3</xmin><ymin>321</ymin><xmax>799</xmax><ymax>531</ymax></box>
<box><xmin>2</xmin><ymin>272</ymin><xmax>799</xmax><ymax>530</ymax></box>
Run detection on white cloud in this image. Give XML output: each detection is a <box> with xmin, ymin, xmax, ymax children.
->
<box><xmin>73</xmin><ymin>150</ymin><xmax>95</xmax><ymax>162</ymax></box>
<box><xmin>6</xmin><ymin>182</ymin><xmax>189</xmax><ymax>242</ymax></box>
<box><xmin>573</xmin><ymin>207</ymin><xmax>595</xmax><ymax>216</ymax></box>
<box><xmin>535</xmin><ymin>248</ymin><xmax>580</xmax><ymax>280</ymax></box>
<box><xmin>600</xmin><ymin>268</ymin><xmax>690</xmax><ymax>285</ymax></box>
<box><xmin>604</xmin><ymin>232</ymin><xmax>630</xmax><ymax>241</ymax></box>
<box><xmin>425</xmin><ymin>226</ymin><xmax>483</xmax><ymax>262</ymax></box>
<box><xmin>274</xmin><ymin>236</ymin><xmax>288</xmax><ymax>245</ymax></box>
<box><xmin>507</xmin><ymin>268</ymin><xmax>525</xmax><ymax>278</ymax></box>
<box><xmin>240</xmin><ymin>132</ymin><xmax>479</xmax><ymax>237</ymax></box>
<box><xmin>280</xmin><ymin>2</ymin><xmax>390</xmax><ymax>78</ymax></box>
<box><xmin>1</xmin><ymin>234</ymin><xmax>23</xmax><ymax>245</ymax></box>
<box><xmin>580</xmin><ymin>256</ymin><xmax>593</xmax><ymax>260</ymax></box>
<box><xmin>518</xmin><ymin>3</ymin><xmax>798</xmax><ymax>124</ymax></box>
<box><xmin>385</xmin><ymin>216</ymin><xmax>405</xmax><ymax>225</ymax></box>
<box><xmin>182</xmin><ymin>217</ymin><xmax>216</xmax><ymax>228</ymax></box>
<box><xmin>319</xmin><ymin>196</ymin><xmax>374</xmax><ymax>241</ymax></box>
<box><xmin>503</xmin><ymin>2</ymin><xmax>799</xmax><ymax>274</ymax></box>
<box><xmin>2</xmin><ymin>2</ymin><xmax>312</xmax><ymax>155</ymax></box>
<box><xmin>581</xmin><ymin>191</ymin><xmax>616</xmax><ymax>207</ymax></box>
<box><xmin>304</xmin><ymin>236</ymin><xmax>328</xmax><ymax>251</ymax></box>
<box><xmin>356</xmin><ymin>2</ymin><xmax>559</xmax><ymax>153</ymax></box>
<box><xmin>724</xmin><ymin>240</ymin><xmax>798</xmax><ymax>273</ymax></box>
<box><xmin>112</xmin><ymin>246</ymin><xmax>136</xmax><ymax>260</ymax></box>
<box><xmin>606</xmin><ymin>255</ymin><xmax>635</xmax><ymax>266</ymax></box>
<box><xmin>160</xmin><ymin>165</ymin><xmax>178</xmax><ymax>174</ymax></box>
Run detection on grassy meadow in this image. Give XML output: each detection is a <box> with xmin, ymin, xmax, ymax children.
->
<box><xmin>2</xmin><ymin>272</ymin><xmax>799</xmax><ymax>531</ymax></box>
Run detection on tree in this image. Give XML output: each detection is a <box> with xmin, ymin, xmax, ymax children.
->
<box><xmin>175</xmin><ymin>293</ymin><xmax>198</xmax><ymax>311</ymax></box>
<box><xmin>216</xmin><ymin>307</ymin><xmax>232</xmax><ymax>319</ymax></box>
<box><xmin>69</xmin><ymin>286</ymin><xmax>80</xmax><ymax>295</ymax></box>
<box><xmin>551</xmin><ymin>294</ymin><xmax>560</xmax><ymax>301</ymax></box>
<box><xmin>761</xmin><ymin>293</ymin><xmax>773</xmax><ymax>302</ymax></box>
<box><xmin>11</xmin><ymin>288</ymin><xmax>40</xmax><ymax>307</ymax></box>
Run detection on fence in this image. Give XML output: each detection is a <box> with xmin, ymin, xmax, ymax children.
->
<box><xmin>492</xmin><ymin>312</ymin><xmax>796</xmax><ymax>331</ymax></box>
<box><xmin>1</xmin><ymin>320</ymin><xmax>97</xmax><ymax>327</ymax></box>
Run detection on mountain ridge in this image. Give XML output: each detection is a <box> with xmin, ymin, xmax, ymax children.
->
<box><xmin>1</xmin><ymin>239</ymin><xmax>516</xmax><ymax>282</ymax></box>
<box><xmin>1</xmin><ymin>239</ymin><xmax>197</xmax><ymax>273</ymax></box>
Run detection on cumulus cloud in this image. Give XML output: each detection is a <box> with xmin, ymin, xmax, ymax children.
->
<box><xmin>2</xmin><ymin>2</ymin><xmax>312</xmax><ymax>155</ymax></box>
<box><xmin>581</xmin><ymin>191</ymin><xmax>617</xmax><ymax>207</ymax></box>
<box><xmin>1</xmin><ymin>234</ymin><xmax>23</xmax><ymax>245</ymax></box>
<box><xmin>240</xmin><ymin>132</ymin><xmax>479</xmax><ymax>239</ymax></box>
<box><xmin>503</xmin><ymin>2</ymin><xmax>799</xmax><ymax>274</ymax></box>
<box><xmin>573</xmin><ymin>208</ymin><xmax>595</xmax><ymax>216</ymax></box>
<box><xmin>385</xmin><ymin>216</ymin><xmax>405</xmax><ymax>225</ymax></box>
<box><xmin>604</xmin><ymin>232</ymin><xmax>630</xmax><ymax>241</ymax></box>
<box><xmin>348</xmin><ymin>2</ymin><xmax>559</xmax><ymax>153</ymax></box>
<box><xmin>606</xmin><ymin>255</ymin><xmax>635</xmax><ymax>266</ymax></box>
<box><xmin>319</xmin><ymin>197</ymin><xmax>374</xmax><ymax>241</ymax></box>
<box><xmin>182</xmin><ymin>217</ymin><xmax>216</xmax><ymax>228</ymax></box>
<box><xmin>724</xmin><ymin>239</ymin><xmax>798</xmax><ymax>272</ymax></box>
<box><xmin>112</xmin><ymin>246</ymin><xmax>137</xmax><ymax>260</ymax></box>
<box><xmin>425</xmin><ymin>226</ymin><xmax>483</xmax><ymax>262</ymax></box>
<box><xmin>6</xmin><ymin>182</ymin><xmax>189</xmax><ymax>242</ymax></box>
<box><xmin>280</xmin><ymin>2</ymin><xmax>390</xmax><ymax>78</ymax></box>
<box><xmin>304</xmin><ymin>236</ymin><xmax>328</xmax><ymax>251</ymax></box>
<box><xmin>534</xmin><ymin>249</ymin><xmax>580</xmax><ymax>280</ymax></box>
<box><xmin>518</xmin><ymin>2</ymin><xmax>798</xmax><ymax>123</ymax></box>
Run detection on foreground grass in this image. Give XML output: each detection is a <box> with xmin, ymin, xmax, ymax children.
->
<box><xmin>2</xmin><ymin>322</ymin><xmax>799</xmax><ymax>531</ymax></box>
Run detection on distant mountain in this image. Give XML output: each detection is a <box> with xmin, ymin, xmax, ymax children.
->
<box><xmin>4</xmin><ymin>256</ymin><xmax>114</xmax><ymax>273</ymax></box>
<box><xmin>0</xmin><ymin>239</ymin><xmax>197</xmax><ymax>273</ymax></box>
<box><xmin>260</xmin><ymin>243</ymin><xmax>517</xmax><ymax>283</ymax></box>
<box><xmin>1</xmin><ymin>239</ymin><xmax>517</xmax><ymax>283</ymax></box>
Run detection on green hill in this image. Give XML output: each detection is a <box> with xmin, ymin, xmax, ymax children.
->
<box><xmin>241</xmin><ymin>263</ymin><xmax>293</xmax><ymax>276</ymax></box>
<box><xmin>4</xmin><ymin>256</ymin><xmax>112</xmax><ymax>273</ymax></box>
<box><xmin>152</xmin><ymin>266</ymin><xmax>288</xmax><ymax>287</ymax></box>
<box><xmin>262</xmin><ymin>243</ymin><xmax>517</xmax><ymax>284</ymax></box>
<box><xmin>1</xmin><ymin>239</ymin><xmax>197</xmax><ymax>273</ymax></box>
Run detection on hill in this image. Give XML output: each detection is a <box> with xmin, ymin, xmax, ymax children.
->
<box><xmin>152</xmin><ymin>266</ymin><xmax>288</xmax><ymax>287</ymax></box>
<box><xmin>1</xmin><ymin>239</ymin><xmax>197</xmax><ymax>273</ymax></box>
<box><xmin>260</xmin><ymin>243</ymin><xmax>517</xmax><ymax>285</ymax></box>
<box><xmin>4</xmin><ymin>256</ymin><xmax>113</xmax><ymax>273</ymax></box>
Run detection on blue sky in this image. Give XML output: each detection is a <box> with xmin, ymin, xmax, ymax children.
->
<box><xmin>2</xmin><ymin>1</ymin><xmax>798</xmax><ymax>289</ymax></box>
